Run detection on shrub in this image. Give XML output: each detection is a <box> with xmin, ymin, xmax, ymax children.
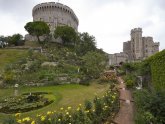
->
<box><xmin>84</xmin><ymin>100</ymin><xmax>92</xmax><ymax>111</ymax></box>
<box><xmin>134</xmin><ymin>89</ymin><xmax>165</xmax><ymax>124</ymax></box>
<box><xmin>124</xmin><ymin>74</ymin><xmax>136</xmax><ymax>88</ymax></box>
<box><xmin>146</xmin><ymin>50</ymin><xmax>165</xmax><ymax>91</ymax></box>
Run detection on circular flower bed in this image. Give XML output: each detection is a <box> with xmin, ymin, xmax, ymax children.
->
<box><xmin>0</xmin><ymin>92</ymin><xmax>54</xmax><ymax>114</ymax></box>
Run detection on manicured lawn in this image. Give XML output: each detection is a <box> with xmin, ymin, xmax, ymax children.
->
<box><xmin>0</xmin><ymin>83</ymin><xmax>109</xmax><ymax>123</ymax></box>
<box><xmin>0</xmin><ymin>49</ymin><xmax>28</xmax><ymax>70</ymax></box>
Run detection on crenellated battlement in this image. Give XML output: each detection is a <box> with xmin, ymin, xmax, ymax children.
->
<box><xmin>32</xmin><ymin>2</ymin><xmax>79</xmax><ymax>26</ymax></box>
<box><xmin>131</xmin><ymin>28</ymin><xmax>142</xmax><ymax>34</ymax></box>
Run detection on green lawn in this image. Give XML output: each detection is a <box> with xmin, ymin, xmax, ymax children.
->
<box><xmin>0</xmin><ymin>49</ymin><xmax>28</xmax><ymax>70</ymax></box>
<box><xmin>0</xmin><ymin>83</ymin><xmax>109</xmax><ymax>122</ymax></box>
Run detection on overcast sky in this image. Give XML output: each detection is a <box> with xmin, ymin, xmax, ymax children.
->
<box><xmin>0</xmin><ymin>0</ymin><xmax>164</xmax><ymax>54</ymax></box>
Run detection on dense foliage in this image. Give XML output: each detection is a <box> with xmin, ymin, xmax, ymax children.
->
<box><xmin>75</xmin><ymin>32</ymin><xmax>97</xmax><ymax>56</ymax></box>
<box><xmin>0</xmin><ymin>34</ymin><xmax>24</xmax><ymax>46</ymax></box>
<box><xmin>54</xmin><ymin>26</ymin><xmax>77</xmax><ymax>45</ymax></box>
<box><xmin>121</xmin><ymin>50</ymin><xmax>165</xmax><ymax>124</ymax></box>
<box><xmin>146</xmin><ymin>50</ymin><xmax>165</xmax><ymax>91</ymax></box>
<box><xmin>82</xmin><ymin>51</ymin><xmax>107</xmax><ymax>79</ymax></box>
<box><xmin>134</xmin><ymin>90</ymin><xmax>165</xmax><ymax>124</ymax></box>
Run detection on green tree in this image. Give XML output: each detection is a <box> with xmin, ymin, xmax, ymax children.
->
<box><xmin>10</xmin><ymin>34</ymin><xmax>23</xmax><ymax>46</ymax></box>
<box><xmin>24</xmin><ymin>21</ymin><xmax>50</xmax><ymax>43</ymax></box>
<box><xmin>75</xmin><ymin>32</ymin><xmax>96</xmax><ymax>56</ymax></box>
<box><xmin>54</xmin><ymin>26</ymin><xmax>77</xmax><ymax>45</ymax></box>
<box><xmin>122</xmin><ymin>62</ymin><xmax>137</xmax><ymax>74</ymax></box>
<box><xmin>82</xmin><ymin>51</ymin><xmax>107</xmax><ymax>78</ymax></box>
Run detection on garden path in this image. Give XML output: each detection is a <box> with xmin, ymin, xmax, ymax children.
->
<box><xmin>113</xmin><ymin>77</ymin><xmax>134</xmax><ymax>124</ymax></box>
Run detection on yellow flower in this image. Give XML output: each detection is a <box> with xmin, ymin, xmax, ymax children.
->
<box><xmin>67</xmin><ymin>106</ymin><xmax>72</xmax><ymax>110</ymax></box>
<box><xmin>77</xmin><ymin>107</ymin><xmax>80</xmax><ymax>111</ymax></box>
<box><xmin>60</xmin><ymin>107</ymin><xmax>64</xmax><ymax>110</ymax></box>
<box><xmin>85</xmin><ymin>110</ymin><xmax>89</xmax><ymax>113</ymax></box>
<box><xmin>79</xmin><ymin>104</ymin><xmax>82</xmax><ymax>106</ymax></box>
<box><xmin>58</xmin><ymin>118</ymin><xmax>61</xmax><ymax>121</ymax></box>
<box><xmin>17</xmin><ymin>120</ymin><xmax>22</xmax><ymax>123</ymax></box>
<box><xmin>31</xmin><ymin>121</ymin><xmax>35</xmax><ymax>124</ymax></box>
<box><xmin>47</xmin><ymin>111</ymin><xmax>52</xmax><ymax>115</ymax></box>
<box><xmin>23</xmin><ymin>117</ymin><xmax>30</xmax><ymax>122</ymax></box>
<box><xmin>105</xmin><ymin>106</ymin><xmax>108</xmax><ymax>108</ymax></box>
<box><xmin>69</xmin><ymin>115</ymin><xmax>72</xmax><ymax>118</ymax></box>
<box><xmin>66</xmin><ymin>112</ymin><xmax>69</xmax><ymax>115</ymax></box>
<box><xmin>93</xmin><ymin>109</ymin><xmax>95</xmax><ymax>112</ymax></box>
<box><xmin>15</xmin><ymin>113</ymin><xmax>21</xmax><ymax>117</ymax></box>
<box><xmin>41</xmin><ymin>116</ymin><xmax>46</xmax><ymax>121</ymax></box>
<box><xmin>112</xmin><ymin>95</ymin><xmax>116</xmax><ymax>99</ymax></box>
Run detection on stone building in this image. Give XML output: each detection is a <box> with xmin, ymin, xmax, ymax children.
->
<box><xmin>109</xmin><ymin>52</ymin><xmax>128</xmax><ymax>65</ymax></box>
<box><xmin>109</xmin><ymin>28</ymin><xmax>159</xmax><ymax>65</ymax></box>
<box><xmin>25</xmin><ymin>2</ymin><xmax>79</xmax><ymax>41</ymax></box>
<box><xmin>123</xmin><ymin>28</ymin><xmax>159</xmax><ymax>60</ymax></box>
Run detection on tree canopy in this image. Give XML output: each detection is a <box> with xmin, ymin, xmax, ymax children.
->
<box><xmin>24</xmin><ymin>21</ymin><xmax>50</xmax><ymax>43</ymax></box>
<box><xmin>82</xmin><ymin>51</ymin><xmax>107</xmax><ymax>78</ymax></box>
<box><xmin>10</xmin><ymin>34</ymin><xmax>23</xmax><ymax>46</ymax></box>
<box><xmin>75</xmin><ymin>32</ymin><xmax>97</xmax><ymax>56</ymax></box>
<box><xmin>54</xmin><ymin>26</ymin><xmax>77</xmax><ymax>45</ymax></box>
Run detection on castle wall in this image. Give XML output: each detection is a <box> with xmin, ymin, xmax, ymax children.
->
<box><xmin>109</xmin><ymin>52</ymin><xmax>128</xmax><ymax>65</ymax></box>
<box><xmin>32</xmin><ymin>2</ymin><xmax>79</xmax><ymax>34</ymax></box>
<box><xmin>109</xmin><ymin>28</ymin><xmax>160</xmax><ymax>65</ymax></box>
<box><xmin>26</xmin><ymin>2</ymin><xmax>79</xmax><ymax>42</ymax></box>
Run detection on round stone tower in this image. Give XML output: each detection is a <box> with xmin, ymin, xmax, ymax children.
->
<box><xmin>32</xmin><ymin>2</ymin><xmax>79</xmax><ymax>34</ymax></box>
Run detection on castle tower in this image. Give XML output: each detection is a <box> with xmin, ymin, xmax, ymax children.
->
<box><xmin>25</xmin><ymin>2</ymin><xmax>79</xmax><ymax>42</ymax></box>
<box><xmin>32</xmin><ymin>2</ymin><xmax>79</xmax><ymax>34</ymax></box>
<box><xmin>131</xmin><ymin>28</ymin><xmax>143</xmax><ymax>60</ymax></box>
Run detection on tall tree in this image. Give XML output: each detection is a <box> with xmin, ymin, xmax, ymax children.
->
<box><xmin>75</xmin><ymin>32</ymin><xmax>97</xmax><ymax>56</ymax></box>
<box><xmin>82</xmin><ymin>51</ymin><xmax>107</xmax><ymax>78</ymax></box>
<box><xmin>54</xmin><ymin>26</ymin><xmax>77</xmax><ymax>45</ymax></box>
<box><xmin>24</xmin><ymin>21</ymin><xmax>50</xmax><ymax>43</ymax></box>
<box><xmin>10</xmin><ymin>34</ymin><xmax>23</xmax><ymax>46</ymax></box>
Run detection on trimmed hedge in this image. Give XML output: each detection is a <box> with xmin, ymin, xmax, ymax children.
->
<box><xmin>146</xmin><ymin>50</ymin><xmax>165</xmax><ymax>91</ymax></box>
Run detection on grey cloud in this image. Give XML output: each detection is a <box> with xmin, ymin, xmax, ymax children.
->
<box><xmin>0</xmin><ymin>0</ymin><xmax>40</xmax><ymax>22</ymax></box>
<box><xmin>155</xmin><ymin>0</ymin><xmax>165</xmax><ymax>9</ymax></box>
<box><xmin>0</xmin><ymin>0</ymin><xmax>33</xmax><ymax>14</ymax></box>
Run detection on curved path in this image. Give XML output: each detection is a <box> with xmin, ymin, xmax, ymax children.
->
<box><xmin>113</xmin><ymin>77</ymin><xmax>134</xmax><ymax>124</ymax></box>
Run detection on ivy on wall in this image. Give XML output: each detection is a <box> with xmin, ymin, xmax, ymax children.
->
<box><xmin>146</xmin><ymin>50</ymin><xmax>165</xmax><ymax>91</ymax></box>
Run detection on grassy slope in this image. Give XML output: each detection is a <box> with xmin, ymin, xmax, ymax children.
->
<box><xmin>0</xmin><ymin>83</ymin><xmax>109</xmax><ymax>122</ymax></box>
<box><xmin>0</xmin><ymin>49</ymin><xmax>28</xmax><ymax>70</ymax></box>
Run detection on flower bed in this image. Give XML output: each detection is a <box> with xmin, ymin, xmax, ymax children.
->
<box><xmin>11</xmin><ymin>84</ymin><xmax>119</xmax><ymax>124</ymax></box>
<box><xmin>0</xmin><ymin>92</ymin><xmax>54</xmax><ymax>114</ymax></box>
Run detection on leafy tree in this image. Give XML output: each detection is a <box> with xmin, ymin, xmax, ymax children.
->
<box><xmin>54</xmin><ymin>25</ymin><xmax>77</xmax><ymax>45</ymax></box>
<box><xmin>122</xmin><ymin>62</ymin><xmax>137</xmax><ymax>74</ymax></box>
<box><xmin>10</xmin><ymin>34</ymin><xmax>23</xmax><ymax>46</ymax></box>
<box><xmin>75</xmin><ymin>32</ymin><xmax>97</xmax><ymax>56</ymax></box>
<box><xmin>24</xmin><ymin>21</ymin><xmax>50</xmax><ymax>43</ymax></box>
<box><xmin>82</xmin><ymin>51</ymin><xmax>107</xmax><ymax>78</ymax></box>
